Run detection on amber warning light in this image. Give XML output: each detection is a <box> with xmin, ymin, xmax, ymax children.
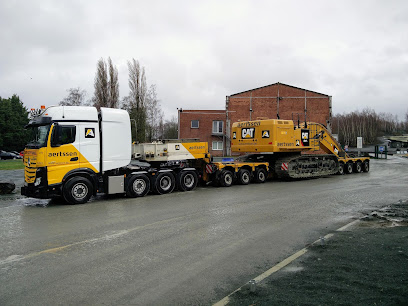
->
<box><xmin>40</xmin><ymin>105</ymin><xmax>46</xmax><ymax>109</ymax></box>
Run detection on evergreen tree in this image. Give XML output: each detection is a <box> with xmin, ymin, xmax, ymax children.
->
<box><xmin>0</xmin><ymin>95</ymin><xmax>30</xmax><ymax>151</ymax></box>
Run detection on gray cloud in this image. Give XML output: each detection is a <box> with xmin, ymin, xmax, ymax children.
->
<box><xmin>1</xmin><ymin>0</ymin><xmax>407</xmax><ymax>120</ymax></box>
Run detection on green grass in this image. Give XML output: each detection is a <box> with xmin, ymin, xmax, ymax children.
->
<box><xmin>0</xmin><ymin>159</ymin><xmax>25</xmax><ymax>170</ymax></box>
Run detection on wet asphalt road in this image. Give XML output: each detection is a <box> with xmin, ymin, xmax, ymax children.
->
<box><xmin>1</xmin><ymin>157</ymin><xmax>408</xmax><ymax>305</ymax></box>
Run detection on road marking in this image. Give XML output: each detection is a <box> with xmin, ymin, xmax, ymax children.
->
<box><xmin>213</xmin><ymin>220</ymin><xmax>359</xmax><ymax>306</ymax></box>
<box><xmin>0</xmin><ymin>215</ymin><xmax>187</xmax><ymax>266</ymax></box>
<box><xmin>336</xmin><ymin>219</ymin><xmax>360</xmax><ymax>231</ymax></box>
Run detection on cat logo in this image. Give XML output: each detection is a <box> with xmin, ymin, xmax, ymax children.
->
<box><xmin>241</xmin><ymin>128</ymin><xmax>255</xmax><ymax>139</ymax></box>
<box><xmin>262</xmin><ymin>130</ymin><xmax>270</xmax><ymax>138</ymax></box>
<box><xmin>296</xmin><ymin>140</ymin><xmax>300</xmax><ymax>146</ymax></box>
<box><xmin>301</xmin><ymin>129</ymin><xmax>309</xmax><ymax>146</ymax></box>
<box><xmin>232</xmin><ymin>132</ymin><xmax>236</xmax><ymax>139</ymax></box>
<box><xmin>175</xmin><ymin>145</ymin><xmax>180</xmax><ymax>150</ymax></box>
<box><xmin>85</xmin><ymin>128</ymin><xmax>95</xmax><ymax>138</ymax></box>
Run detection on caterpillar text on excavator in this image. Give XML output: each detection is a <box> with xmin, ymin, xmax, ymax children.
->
<box><xmin>21</xmin><ymin>106</ymin><xmax>369</xmax><ymax>204</ymax></box>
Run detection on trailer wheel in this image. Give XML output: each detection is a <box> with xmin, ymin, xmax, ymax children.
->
<box><xmin>219</xmin><ymin>170</ymin><xmax>233</xmax><ymax>187</ymax></box>
<box><xmin>355</xmin><ymin>161</ymin><xmax>363</xmax><ymax>173</ymax></box>
<box><xmin>177</xmin><ymin>170</ymin><xmax>198</xmax><ymax>191</ymax></box>
<box><xmin>345</xmin><ymin>162</ymin><xmax>353</xmax><ymax>174</ymax></box>
<box><xmin>127</xmin><ymin>174</ymin><xmax>150</xmax><ymax>197</ymax></box>
<box><xmin>337</xmin><ymin>163</ymin><xmax>344</xmax><ymax>175</ymax></box>
<box><xmin>254</xmin><ymin>168</ymin><xmax>267</xmax><ymax>183</ymax></box>
<box><xmin>237</xmin><ymin>169</ymin><xmax>251</xmax><ymax>185</ymax></box>
<box><xmin>63</xmin><ymin>177</ymin><xmax>93</xmax><ymax>204</ymax></box>
<box><xmin>154</xmin><ymin>172</ymin><xmax>175</xmax><ymax>194</ymax></box>
<box><xmin>363</xmin><ymin>160</ymin><xmax>369</xmax><ymax>172</ymax></box>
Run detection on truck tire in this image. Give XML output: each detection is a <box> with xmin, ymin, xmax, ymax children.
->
<box><xmin>177</xmin><ymin>170</ymin><xmax>198</xmax><ymax>192</ymax></box>
<box><xmin>127</xmin><ymin>174</ymin><xmax>150</xmax><ymax>197</ymax></box>
<box><xmin>63</xmin><ymin>177</ymin><xmax>93</xmax><ymax>204</ymax></box>
<box><xmin>345</xmin><ymin>162</ymin><xmax>353</xmax><ymax>174</ymax></box>
<box><xmin>219</xmin><ymin>170</ymin><xmax>233</xmax><ymax>187</ymax></box>
<box><xmin>154</xmin><ymin>172</ymin><xmax>175</xmax><ymax>194</ymax></box>
<box><xmin>237</xmin><ymin>169</ymin><xmax>251</xmax><ymax>185</ymax></box>
<box><xmin>355</xmin><ymin>161</ymin><xmax>363</xmax><ymax>173</ymax></box>
<box><xmin>254</xmin><ymin>168</ymin><xmax>267</xmax><ymax>183</ymax></box>
<box><xmin>363</xmin><ymin>160</ymin><xmax>369</xmax><ymax>172</ymax></box>
<box><xmin>337</xmin><ymin>163</ymin><xmax>344</xmax><ymax>175</ymax></box>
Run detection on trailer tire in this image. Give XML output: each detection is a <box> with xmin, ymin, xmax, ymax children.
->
<box><xmin>219</xmin><ymin>170</ymin><xmax>233</xmax><ymax>187</ymax></box>
<box><xmin>154</xmin><ymin>172</ymin><xmax>175</xmax><ymax>194</ymax></box>
<box><xmin>363</xmin><ymin>160</ymin><xmax>369</xmax><ymax>172</ymax></box>
<box><xmin>355</xmin><ymin>161</ymin><xmax>363</xmax><ymax>173</ymax></box>
<box><xmin>177</xmin><ymin>170</ymin><xmax>198</xmax><ymax>191</ymax></box>
<box><xmin>345</xmin><ymin>162</ymin><xmax>353</xmax><ymax>174</ymax></box>
<box><xmin>237</xmin><ymin>169</ymin><xmax>251</xmax><ymax>185</ymax></box>
<box><xmin>127</xmin><ymin>174</ymin><xmax>150</xmax><ymax>197</ymax></box>
<box><xmin>63</xmin><ymin>176</ymin><xmax>93</xmax><ymax>204</ymax></box>
<box><xmin>337</xmin><ymin>163</ymin><xmax>345</xmax><ymax>175</ymax></box>
<box><xmin>254</xmin><ymin>168</ymin><xmax>267</xmax><ymax>183</ymax></box>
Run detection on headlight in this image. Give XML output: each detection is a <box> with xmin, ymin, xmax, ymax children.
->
<box><xmin>34</xmin><ymin>177</ymin><xmax>42</xmax><ymax>186</ymax></box>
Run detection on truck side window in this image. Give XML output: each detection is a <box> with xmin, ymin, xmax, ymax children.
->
<box><xmin>52</xmin><ymin>125</ymin><xmax>76</xmax><ymax>146</ymax></box>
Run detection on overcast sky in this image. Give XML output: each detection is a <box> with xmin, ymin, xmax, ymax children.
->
<box><xmin>1</xmin><ymin>0</ymin><xmax>407</xmax><ymax>120</ymax></box>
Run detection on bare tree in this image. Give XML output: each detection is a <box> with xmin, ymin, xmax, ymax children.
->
<box><xmin>162</xmin><ymin>116</ymin><xmax>178</xmax><ymax>139</ymax></box>
<box><xmin>59</xmin><ymin>87</ymin><xmax>87</xmax><ymax>106</ymax></box>
<box><xmin>124</xmin><ymin>58</ymin><xmax>147</xmax><ymax>142</ymax></box>
<box><xmin>145</xmin><ymin>85</ymin><xmax>164</xmax><ymax>141</ymax></box>
<box><xmin>108</xmin><ymin>57</ymin><xmax>119</xmax><ymax>108</ymax></box>
<box><xmin>93</xmin><ymin>58</ymin><xmax>109</xmax><ymax>110</ymax></box>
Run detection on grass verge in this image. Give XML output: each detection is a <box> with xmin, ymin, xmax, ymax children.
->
<box><xmin>0</xmin><ymin>159</ymin><xmax>25</xmax><ymax>170</ymax></box>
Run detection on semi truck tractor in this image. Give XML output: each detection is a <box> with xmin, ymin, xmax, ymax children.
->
<box><xmin>22</xmin><ymin>106</ymin><xmax>369</xmax><ymax>204</ymax></box>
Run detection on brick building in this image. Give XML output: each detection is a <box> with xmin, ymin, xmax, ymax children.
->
<box><xmin>178</xmin><ymin>83</ymin><xmax>332</xmax><ymax>156</ymax></box>
<box><xmin>178</xmin><ymin>110</ymin><xmax>226</xmax><ymax>156</ymax></box>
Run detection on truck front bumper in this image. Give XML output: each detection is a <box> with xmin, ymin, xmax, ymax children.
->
<box><xmin>21</xmin><ymin>184</ymin><xmax>61</xmax><ymax>199</ymax></box>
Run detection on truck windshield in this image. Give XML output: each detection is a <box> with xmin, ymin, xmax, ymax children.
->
<box><xmin>26</xmin><ymin>125</ymin><xmax>51</xmax><ymax>149</ymax></box>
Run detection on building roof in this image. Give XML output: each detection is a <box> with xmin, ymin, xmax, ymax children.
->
<box><xmin>229</xmin><ymin>82</ymin><xmax>330</xmax><ymax>97</ymax></box>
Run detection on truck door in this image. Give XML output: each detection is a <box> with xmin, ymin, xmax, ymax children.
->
<box><xmin>78</xmin><ymin>123</ymin><xmax>100</xmax><ymax>173</ymax></box>
<box><xmin>47</xmin><ymin>123</ymin><xmax>80</xmax><ymax>185</ymax></box>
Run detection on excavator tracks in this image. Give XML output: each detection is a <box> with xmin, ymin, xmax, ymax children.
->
<box><xmin>275</xmin><ymin>154</ymin><xmax>338</xmax><ymax>179</ymax></box>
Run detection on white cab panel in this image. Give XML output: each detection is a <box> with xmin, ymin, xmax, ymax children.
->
<box><xmin>101</xmin><ymin>108</ymin><xmax>131</xmax><ymax>171</ymax></box>
<box><xmin>44</xmin><ymin>106</ymin><xmax>98</xmax><ymax>121</ymax></box>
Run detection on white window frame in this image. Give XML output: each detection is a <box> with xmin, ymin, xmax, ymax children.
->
<box><xmin>212</xmin><ymin>120</ymin><xmax>223</xmax><ymax>134</ymax></box>
<box><xmin>191</xmin><ymin>120</ymin><xmax>199</xmax><ymax>128</ymax></box>
<box><xmin>212</xmin><ymin>141</ymin><xmax>223</xmax><ymax>151</ymax></box>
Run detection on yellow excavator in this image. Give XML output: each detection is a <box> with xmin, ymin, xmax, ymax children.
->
<box><xmin>231</xmin><ymin>118</ymin><xmax>370</xmax><ymax>179</ymax></box>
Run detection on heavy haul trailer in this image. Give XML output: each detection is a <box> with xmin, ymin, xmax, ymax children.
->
<box><xmin>21</xmin><ymin>106</ymin><xmax>269</xmax><ymax>204</ymax></box>
<box><xmin>231</xmin><ymin>119</ymin><xmax>370</xmax><ymax>178</ymax></box>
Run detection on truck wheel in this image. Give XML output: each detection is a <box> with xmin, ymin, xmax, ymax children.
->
<box><xmin>154</xmin><ymin>172</ymin><xmax>175</xmax><ymax>194</ymax></box>
<box><xmin>363</xmin><ymin>160</ymin><xmax>369</xmax><ymax>172</ymax></box>
<box><xmin>237</xmin><ymin>169</ymin><xmax>251</xmax><ymax>185</ymax></box>
<box><xmin>63</xmin><ymin>177</ymin><xmax>93</xmax><ymax>204</ymax></box>
<box><xmin>345</xmin><ymin>163</ymin><xmax>353</xmax><ymax>174</ymax></box>
<box><xmin>177</xmin><ymin>170</ymin><xmax>198</xmax><ymax>192</ymax></box>
<box><xmin>254</xmin><ymin>168</ymin><xmax>267</xmax><ymax>183</ymax></box>
<box><xmin>127</xmin><ymin>174</ymin><xmax>150</xmax><ymax>197</ymax></box>
<box><xmin>219</xmin><ymin>170</ymin><xmax>233</xmax><ymax>187</ymax></box>
<box><xmin>355</xmin><ymin>161</ymin><xmax>363</xmax><ymax>173</ymax></box>
<box><xmin>337</xmin><ymin>163</ymin><xmax>344</xmax><ymax>175</ymax></box>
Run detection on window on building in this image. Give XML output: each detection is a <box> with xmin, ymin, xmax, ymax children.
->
<box><xmin>212</xmin><ymin>141</ymin><xmax>223</xmax><ymax>151</ymax></box>
<box><xmin>191</xmin><ymin>120</ymin><xmax>199</xmax><ymax>128</ymax></box>
<box><xmin>212</xmin><ymin>120</ymin><xmax>223</xmax><ymax>134</ymax></box>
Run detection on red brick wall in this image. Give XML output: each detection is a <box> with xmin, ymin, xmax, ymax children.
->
<box><xmin>178</xmin><ymin>110</ymin><xmax>226</xmax><ymax>156</ymax></box>
<box><xmin>227</xmin><ymin>83</ymin><xmax>331</xmax><ymax>127</ymax></box>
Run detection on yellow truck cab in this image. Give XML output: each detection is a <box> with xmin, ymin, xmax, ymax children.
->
<box><xmin>22</xmin><ymin>106</ymin><xmax>131</xmax><ymax>203</ymax></box>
